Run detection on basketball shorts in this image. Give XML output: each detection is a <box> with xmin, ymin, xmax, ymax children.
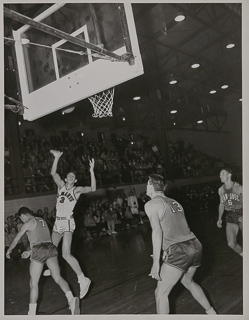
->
<box><xmin>162</xmin><ymin>238</ymin><xmax>202</xmax><ymax>272</ymax></box>
<box><xmin>31</xmin><ymin>242</ymin><xmax>58</xmax><ymax>264</ymax></box>
<box><xmin>225</xmin><ymin>210</ymin><xmax>242</xmax><ymax>224</ymax></box>
<box><xmin>53</xmin><ymin>217</ymin><xmax>76</xmax><ymax>235</ymax></box>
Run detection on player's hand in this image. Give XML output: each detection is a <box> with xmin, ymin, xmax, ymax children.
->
<box><xmin>89</xmin><ymin>158</ymin><xmax>95</xmax><ymax>171</ymax></box>
<box><xmin>6</xmin><ymin>250</ymin><xmax>11</xmax><ymax>259</ymax></box>
<box><xmin>149</xmin><ymin>261</ymin><xmax>161</xmax><ymax>281</ymax></box>
<box><xmin>217</xmin><ymin>219</ymin><xmax>222</xmax><ymax>228</ymax></box>
<box><xmin>238</xmin><ymin>216</ymin><xmax>243</xmax><ymax>223</ymax></box>
<box><xmin>21</xmin><ymin>250</ymin><xmax>31</xmax><ymax>259</ymax></box>
<box><xmin>50</xmin><ymin>150</ymin><xmax>63</xmax><ymax>158</ymax></box>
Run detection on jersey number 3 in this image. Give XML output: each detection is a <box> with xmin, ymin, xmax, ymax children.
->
<box><xmin>60</xmin><ymin>196</ymin><xmax>65</xmax><ymax>203</ymax></box>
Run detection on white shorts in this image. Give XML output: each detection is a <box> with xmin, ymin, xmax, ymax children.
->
<box><xmin>53</xmin><ymin>217</ymin><xmax>76</xmax><ymax>235</ymax></box>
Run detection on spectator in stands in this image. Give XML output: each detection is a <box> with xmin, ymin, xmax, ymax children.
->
<box><xmin>106</xmin><ymin>204</ymin><xmax>117</xmax><ymax>235</ymax></box>
<box><xmin>117</xmin><ymin>193</ymin><xmax>123</xmax><ymax>208</ymax></box>
<box><xmin>138</xmin><ymin>192</ymin><xmax>147</xmax><ymax>219</ymax></box>
<box><xmin>93</xmin><ymin>209</ymin><xmax>106</xmax><ymax>236</ymax></box>
<box><xmin>128</xmin><ymin>191</ymin><xmax>143</xmax><ymax>225</ymax></box>
<box><xmin>123</xmin><ymin>203</ymin><xmax>137</xmax><ymax>228</ymax></box>
<box><xmin>6</xmin><ymin>215</ymin><xmax>15</xmax><ymax>232</ymax></box>
<box><xmin>83</xmin><ymin>210</ymin><xmax>96</xmax><ymax>240</ymax></box>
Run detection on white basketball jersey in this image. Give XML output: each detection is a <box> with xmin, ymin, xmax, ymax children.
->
<box><xmin>56</xmin><ymin>185</ymin><xmax>77</xmax><ymax>218</ymax></box>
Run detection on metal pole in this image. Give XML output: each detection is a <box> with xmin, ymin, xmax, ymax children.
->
<box><xmin>89</xmin><ymin>4</ymin><xmax>103</xmax><ymax>47</ymax></box>
<box><xmin>117</xmin><ymin>3</ymin><xmax>135</xmax><ymax>65</ymax></box>
<box><xmin>4</xmin><ymin>7</ymin><xmax>130</xmax><ymax>63</ymax></box>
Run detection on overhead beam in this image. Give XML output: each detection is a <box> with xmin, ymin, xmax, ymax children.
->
<box><xmin>4</xmin><ymin>7</ymin><xmax>134</xmax><ymax>64</ymax></box>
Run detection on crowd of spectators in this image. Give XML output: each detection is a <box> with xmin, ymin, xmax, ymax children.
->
<box><xmin>5</xmin><ymin>131</ymin><xmax>164</xmax><ymax>194</ymax></box>
<box><xmin>169</xmin><ymin>138</ymin><xmax>240</xmax><ymax>178</ymax></box>
<box><xmin>5</xmin><ymin>130</ymin><xmax>240</xmax><ymax>196</ymax></box>
<box><xmin>73</xmin><ymin>191</ymin><xmax>149</xmax><ymax>240</ymax></box>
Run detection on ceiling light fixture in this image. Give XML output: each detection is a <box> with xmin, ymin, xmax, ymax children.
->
<box><xmin>226</xmin><ymin>42</ymin><xmax>235</xmax><ymax>49</ymax></box>
<box><xmin>170</xmin><ymin>110</ymin><xmax>177</xmax><ymax>114</ymax></box>
<box><xmin>221</xmin><ymin>85</ymin><xmax>228</xmax><ymax>89</ymax></box>
<box><xmin>169</xmin><ymin>75</ymin><xmax>177</xmax><ymax>85</ymax></box>
<box><xmin>209</xmin><ymin>90</ymin><xmax>216</xmax><ymax>94</ymax></box>
<box><xmin>133</xmin><ymin>96</ymin><xmax>141</xmax><ymax>101</ymax></box>
<box><xmin>191</xmin><ymin>63</ymin><xmax>200</xmax><ymax>68</ymax></box>
<box><xmin>175</xmin><ymin>12</ymin><xmax>185</xmax><ymax>22</ymax></box>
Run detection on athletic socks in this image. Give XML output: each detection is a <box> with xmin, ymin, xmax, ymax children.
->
<box><xmin>77</xmin><ymin>273</ymin><xmax>85</xmax><ymax>282</ymax></box>
<box><xmin>65</xmin><ymin>290</ymin><xmax>74</xmax><ymax>304</ymax></box>
<box><xmin>206</xmin><ymin>307</ymin><xmax>217</xmax><ymax>314</ymax></box>
<box><xmin>28</xmin><ymin>303</ymin><xmax>37</xmax><ymax>315</ymax></box>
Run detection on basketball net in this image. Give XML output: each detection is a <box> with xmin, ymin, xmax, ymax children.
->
<box><xmin>88</xmin><ymin>88</ymin><xmax>114</xmax><ymax>118</ymax></box>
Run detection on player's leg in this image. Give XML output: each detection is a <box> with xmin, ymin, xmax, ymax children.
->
<box><xmin>61</xmin><ymin>231</ymin><xmax>82</xmax><ymax>274</ymax></box>
<box><xmin>43</xmin><ymin>231</ymin><xmax>62</xmax><ymax>276</ymax></box>
<box><xmin>226</xmin><ymin>222</ymin><xmax>242</xmax><ymax>255</ymax></box>
<box><xmin>52</xmin><ymin>230</ymin><xmax>63</xmax><ymax>247</ymax></box>
<box><xmin>46</xmin><ymin>256</ymin><xmax>80</xmax><ymax>315</ymax></box>
<box><xmin>62</xmin><ymin>232</ymin><xmax>91</xmax><ymax>299</ymax></box>
<box><xmin>238</xmin><ymin>217</ymin><xmax>243</xmax><ymax>234</ymax></box>
<box><xmin>155</xmin><ymin>263</ymin><xmax>183</xmax><ymax>314</ymax></box>
<box><xmin>29</xmin><ymin>259</ymin><xmax>43</xmax><ymax>315</ymax></box>
<box><xmin>181</xmin><ymin>267</ymin><xmax>216</xmax><ymax>314</ymax></box>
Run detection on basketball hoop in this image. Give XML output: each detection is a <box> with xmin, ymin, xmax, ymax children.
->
<box><xmin>88</xmin><ymin>88</ymin><xmax>114</xmax><ymax>118</ymax></box>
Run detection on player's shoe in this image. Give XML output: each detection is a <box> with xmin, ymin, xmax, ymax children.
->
<box><xmin>78</xmin><ymin>277</ymin><xmax>91</xmax><ymax>299</ymax></box>
<box><xmin>206</xmin><ymin>307</ymin><xmax>217</xmax><ymax>315</ymax></box>
<box><xmin>69</xmin><ymin>297</ymin><xmax>80</xmax><ymax>315</ymax></box>
<box><xmin>43</xmin><ymin>269</ymin><xmax>51</xmax><ymax>276</ymax></box>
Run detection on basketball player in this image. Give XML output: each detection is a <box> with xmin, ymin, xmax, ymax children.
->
<box><xmin>6</xmin><ymin>207</ymin><xmax>80</xmax><ymax>315</ymax></box>
<box><xmin>145</xmin><ymin>174</ymin><xmax>216</xmax><ymax>314</ymax></box>
<box><xmin>217</xmin><ymin>168</ymin><xmax>243</xmax><ymax>256</ymax></box>
<box><xmin>43</xmin><ymin>150</ymin><xmax>96</xmax><ymax>299</ymax></box>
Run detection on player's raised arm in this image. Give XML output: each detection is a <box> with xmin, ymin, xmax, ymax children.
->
<box><xmin>89</xmin><ymin>158</ymin><xmax>96</xmax><ymax>192</ymax></box>
<box><xmin>50</xmin><ymin>150</ymin><xmax>65</xmax><ymax>188</ymax></box>
<box><xmin>75</xmin><ymin>158</ymin><xmax>96</xmax><ymax>196</ymax></box>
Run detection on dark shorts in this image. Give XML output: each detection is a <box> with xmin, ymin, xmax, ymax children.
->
<box><xmin>31</xmin><ymin>242</ymin><xmax>58</xmax><ymax>264</ymax></box>
<box><xmin>163</xmin><ymin>238</ymin><xmax>202</xmax><ymax>272</ymax></box>
<box><xmin>225</xmin><ymin>210</ymin><xmax>242</xmax><ymax>224</ymax></box>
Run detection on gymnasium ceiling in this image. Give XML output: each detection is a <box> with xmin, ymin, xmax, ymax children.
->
<box><xmin>4</xmin><ymin>2</ymin><xmax>242</xmax><ymax>133</ymax></box>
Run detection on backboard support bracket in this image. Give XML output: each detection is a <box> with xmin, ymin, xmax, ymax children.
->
<box><xmin>4</xmin><ymin>6</ymin><xmax>135</xmax><ymax>65</ymax></box>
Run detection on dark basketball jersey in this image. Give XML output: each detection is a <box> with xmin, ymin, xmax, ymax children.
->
<box><xmin>26</xmin><ymin>217</ymin><xmax>51</xmax><ymax>248</ymax></box>
<box><xmin>218</xmin><ymin>183</ymin><xmax>242</xmax><ymax>211</ymax></box>
<box><xmin>155</xmin><ymin>196</ymin><xmax>195</xmax><ymax>251</ymax></box>
<box><xmin>56</xmin><ymin>185</ymin><xmax>77</xmax><ymax>218</ymax></box>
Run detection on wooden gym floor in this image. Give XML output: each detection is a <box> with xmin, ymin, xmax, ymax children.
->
<box><xmin>4</xmin><ymin>208</ymin><xmax>243</xmax><ymax>316</ymax></box>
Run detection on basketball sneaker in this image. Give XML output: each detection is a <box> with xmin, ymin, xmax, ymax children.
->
<box><xmin>43</xmin><ymin>269</ymin><xmax>51</xmax><ymax>276</ymax></box>
<box><xmin>78</xmin><ymin>277</ymin><xmax>91</xmax><ymax>299</ymax></box>
<box><xmin>69</xmin><ymin>297</ymin><xmax>80</xmax><ymax>315</ymax></box>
